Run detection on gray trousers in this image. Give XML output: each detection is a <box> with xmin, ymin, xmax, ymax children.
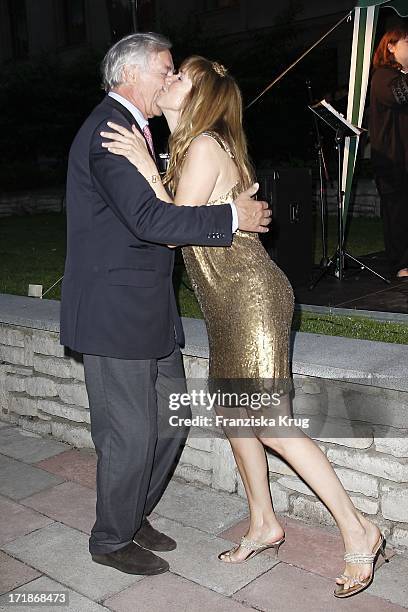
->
<box><xmin>83</xmin><ymin>345</ymin><xmax>190</xmax><ymax>555</ymax></box>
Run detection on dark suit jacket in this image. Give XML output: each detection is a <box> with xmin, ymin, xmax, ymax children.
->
<box><xmin>60</xmin><ymin>95</ymin><xmax>232</xmax><ymax>359</ymax></box>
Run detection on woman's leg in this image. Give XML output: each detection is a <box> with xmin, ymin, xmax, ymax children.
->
<box><xmin>258</xmin><ymin>394</ymin><xmax>381</xmax><ymax>591</ymax></box>
<box><xmin>219</xmin><ymin>433</ymin><xmax>285</xmax><ymax>562</ymax></box>
<box><xmin>214</xmin><ymin>401</ymin><xmax>284</xmax><ymax>563</ymax></box>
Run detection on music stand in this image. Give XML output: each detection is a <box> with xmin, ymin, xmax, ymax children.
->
<box><xmin>308</xmin><ymin>100</ymin><xmax>389</xmax><ymax>288</ymax></box>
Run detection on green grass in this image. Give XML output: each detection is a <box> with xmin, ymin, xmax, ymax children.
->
<box><xmin>1</xmin><ymin>212</ymin><xmax>407</xmax><ymax>344</ymax></box>
<box><xmin>174</xmin><ymin>264</ymin><xmax>408</xmax><ymax>345</ymax></box>
<box><xmin>315</xmin><ymin>216</ymin><xmax>384</xmax><ymax>262</ymax></box>
<box><xmin>292</xmin><ymin>311</ymin><xmax>408</xmax><ymax>344</ymax></box>
<box><xmin>0</xmin><ymin>213</ymin><xmax>66</xmax><ymax>300</ymax></box>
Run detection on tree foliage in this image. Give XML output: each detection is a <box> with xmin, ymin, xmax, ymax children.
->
<box><xmin>0</xmin><ymin>2</ymin><xmax>342</xmax><ymax>190</ymax></box>
<box><xmin>0</xmin><ymin>51</ymin><xmax>104</xmax><ymax>190</ymax></box>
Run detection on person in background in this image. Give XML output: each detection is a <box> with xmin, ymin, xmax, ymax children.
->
<box><xmin>370</xmin><ymin>25</ymin><xmax>408</xmax><ymax>279</ymax></box>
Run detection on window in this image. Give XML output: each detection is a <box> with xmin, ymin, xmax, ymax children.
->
<box><xmin>63</xmin><ymin>0</ymin><xmax>86</xmax><ymax>46</ymax></box>
<box><xmin>8</xmin><ymin>0</ymin><xmax>29</xmax><ymax>59</ymax></box>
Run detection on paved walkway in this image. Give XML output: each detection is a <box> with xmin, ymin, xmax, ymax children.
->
<box><xmin>0</xmin><ymin>421</ymin><xmax>407</xmax><ymax>612</ymax></box>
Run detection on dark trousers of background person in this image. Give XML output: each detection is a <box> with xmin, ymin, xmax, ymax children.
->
<box><xmin>375</xmin><ymin>168</ymin><xmax>408</xmax><ymax>275</ymax></box>
<box><xmin>83</xmin><ymin>345</ymin><xmax>190</xmax><ymax>555</ymax></box>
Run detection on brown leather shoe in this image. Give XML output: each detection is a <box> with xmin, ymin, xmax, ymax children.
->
<box><xmin>133</xmin><ymin>518</ymin><xmax>177</xmax><ymax>551</ymax></box>
<box><xmin>91</xmin><ymin>541</ymin><xmax>169</xmax><ymax>575</ymax></box>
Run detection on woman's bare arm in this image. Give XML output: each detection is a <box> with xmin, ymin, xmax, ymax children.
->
<box><xmin>100</xmin><ymin>123</ymin><xmax>172</xmax><ymax>203</ymax></box>
<box><xmin>101</xmin><ymin>125</ymin><xmax>220</xmax><ymax>206</ymax></box>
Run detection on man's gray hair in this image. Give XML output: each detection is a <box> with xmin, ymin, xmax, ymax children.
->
<box><xmin>101</xmin><ymin>32</ymin><xmax>172</xmax><ymax>92</ymax></box>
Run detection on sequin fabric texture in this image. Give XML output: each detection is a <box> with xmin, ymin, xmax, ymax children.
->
<box><xmin>182</xmin><ymin>132</ymin><xmax>295</xmax><ymax>396</ymax></box>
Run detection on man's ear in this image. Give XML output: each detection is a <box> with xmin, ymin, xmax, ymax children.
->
<box><xmin>122</xmin><ymin>64</ymin><xmax>139</xmax><ymax>83</ymax></box>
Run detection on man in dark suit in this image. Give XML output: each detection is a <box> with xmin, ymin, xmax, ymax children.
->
<box><xmin>60</xmin><ymin>32</ymin><xmax>270</xmax><ymax>576</ymax></box>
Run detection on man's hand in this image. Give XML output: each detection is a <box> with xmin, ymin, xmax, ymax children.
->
<box><xmin>234</xmin><ymin>183</ymin><xmax>271</xmax><ymax>233</ymax></box>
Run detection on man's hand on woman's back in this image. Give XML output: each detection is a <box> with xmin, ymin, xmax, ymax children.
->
<box><xmin>235</xmin><ymin>183</ymin><xmax>271</xmax><ymax>233</ymax></box>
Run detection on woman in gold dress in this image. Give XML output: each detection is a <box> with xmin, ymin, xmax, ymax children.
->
<box><xmin>101</xmin><ymin>56</ymin><xmax>386</xmax><ymax>598</ymax></box>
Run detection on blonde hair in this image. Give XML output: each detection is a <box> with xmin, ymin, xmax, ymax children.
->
<box><xmin>164</xmin><ymin>56</ymin><xmax>254</xmax><ymax>193</ymax></box>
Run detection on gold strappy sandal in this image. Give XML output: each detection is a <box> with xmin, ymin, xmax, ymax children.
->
<box><xmin>334</xmin><ymin>534</ymin><xmax>389</xmax><ymax>598</ymax></box>
<box><xmin>218</xmin><ymin>534</ymin><xmax>285</xmax><ymax>564</ymax></box>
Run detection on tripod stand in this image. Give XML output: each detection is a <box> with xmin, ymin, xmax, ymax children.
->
<box><xmin>309</xmin><ymin>101</ymin><xmax>389</xmax><ymax>289</ymax></box>
<box><xmin>306</xmin><ymin>80</ymin><xmax>329</xmax><ymax>268</ymax></box>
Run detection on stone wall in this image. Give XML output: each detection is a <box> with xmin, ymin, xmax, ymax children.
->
<box><xmin>181</xmin><ymin>354</ymin><xmax>408</xmax><ymax>553</ymax></box>
<box><xmin>0</xmin><ymin>190</ymin><xmax>64</xmax><ymax>218</ymax></box>
<box><xmin>0</xmin><ymin>326</ymin><xmax>90</xmax><ymax>447</ymax></box>
<box><xmin>320</xmin><ymin>178</ymin><xmax>380</xmax><ymax>217</ymax></box>
<box><xmin>0</xmin><ymin>294</ymin><xmax>407</xmax><ymax>551</ymax></box>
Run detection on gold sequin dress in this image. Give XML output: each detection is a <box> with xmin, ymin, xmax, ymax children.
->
<box><xmin>182</xmin><ymin>132</ymin><xmax>295</xmax><ymax>396</ymax></box>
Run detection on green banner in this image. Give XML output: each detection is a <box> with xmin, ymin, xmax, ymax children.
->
<box><xmin>356</xmin><ymin>0</ymin><xmax>408</xmax><ymax>15</ymax></box>
<box><xmin>356</xmin><ymin>0</ymin><xmax>391</xmax><ymax>6</ymax></box>
<box><xmin>391</xmin><ymin>0</ymin><xmax>408</xmax><ymax>15</ymax></box>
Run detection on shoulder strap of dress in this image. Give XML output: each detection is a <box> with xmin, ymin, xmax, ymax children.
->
<box><xmin>198</xmin><ymin>131</ymin><xmax>234</xmax><ymax>159</ymax></box>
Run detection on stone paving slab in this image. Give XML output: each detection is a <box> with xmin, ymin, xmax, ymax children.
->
<box><xmin>0</xmin><ymin>427</ymin><xmax>67</xmax><ymax>463</ymax></box>
<box><xmin>0</xmin><ymin>576</ymin><xmax>109</xmax><ymax>611</ymax></box>
<box><xmin>181</xmin><ymin>318</ymin><xmax>408</xmax><ymax>391</ymax></box>
<box><xmin>367</xmin><ymin>554</ymin><xmax>408</xmax><ymax>608</ymax></box>
<box><xmin>220</xmin><ymin>515</ymin><xmax>394</xmax><ymax>580</ymax></box>
<box><xmin>0</xmin><ymin>456</ymin><xmax>64</xmax><ymax>501</ymax></box>
<box><xmin>292</xmin><ymin>332</ymin><xmax>408</xmax><ymax>392</ymax></box>
<box><xmin>150</xmin><ymin>516</ymin><xmax>279</xmax><ymax>596</ymax></box>
<box><xmin>1</xmin><ymin>523</ymin><xmax>143</xmax><ymax>602</ymax></box>
<box><xmin>0</xmin><ymin>454</ymin><xmax>12</xmax><ymax>467</ymax></box>
<box><xmin>0</xmin><ymin>419</ymin><xmax>406</xmax><ymax>611</ymax></box>
<box><xmin>234</xmin><ymin>562</ymin><xmax>407</xmax><ymax>612</ymax></box>
<box><xmin>0</xmin><ymin>551</ymin><xmax>41</xmax><ymax>596</ymax></box>
<box><xmin>35</xmin><ymin>449</ymin><xmax>97</xmax><ymax>489</ymax></box>
<box><xmin>21</xmin><ymin>481</ymin><xmax>96</xmax><ymax>535</ymax></box>
<box><xmin>0</xmin><ymin>294</ymin><xmax>60</xmax><ymax>332</ymax></box>
<box><xmin>0</xmin><ymin>496</ymin><xmax>53</xmax><ymax>546</ymax></box>
<box><xmin>154</xmin><ymin>480</ymin><xmax>248</xmax><ymax>535</ymax></box>
<box><xmin>104</xmin><ymin>571</ymin><xmax>255</xmax><ymax>612</ymax></box>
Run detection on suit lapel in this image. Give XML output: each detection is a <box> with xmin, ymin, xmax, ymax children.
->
<box><xmin>104</xmin><ymin>96</ymin><xmax>157</xmax><ymax>165</ymax></box>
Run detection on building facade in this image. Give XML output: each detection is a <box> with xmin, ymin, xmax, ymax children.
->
<box><xmin>0</xmin><ymin>1</ymin><xmax>354</xmax><ymax>80</ymax></box>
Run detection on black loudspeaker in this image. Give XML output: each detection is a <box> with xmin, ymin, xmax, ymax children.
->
<box><xmin>257</xmin><ymin>168</ymin><xmax>314</xmax><ymax>287</ymax></box>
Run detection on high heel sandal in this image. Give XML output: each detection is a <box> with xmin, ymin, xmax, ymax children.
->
<box><xmin>334</xmin><ymin>533</ymin><xmax>389</xmax><ymax>598</ymax></box>
<box><xmin>218</xmin><ymin>534</ymin><xmax>285</xmax><ymax>564</ymax></box>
